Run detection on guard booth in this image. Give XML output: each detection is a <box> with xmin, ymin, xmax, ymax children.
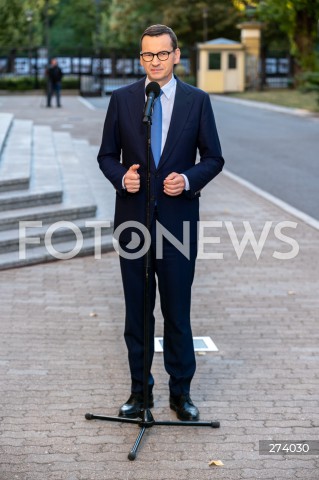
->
<box><xmin>197</xmin><ymin>38</ymin><xmax>245</xmax><ymax>93</ymax></box>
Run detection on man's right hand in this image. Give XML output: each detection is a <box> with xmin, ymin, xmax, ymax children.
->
<box><xmin>124</xmin><ymin>164</ymin><xmax>140</xmax><ymax>193</ymax></box>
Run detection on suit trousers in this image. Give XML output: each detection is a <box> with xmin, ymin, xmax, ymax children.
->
<box><xmin>47</xmin><ymin>81</ymin><xmax>61</xmax><ymax>107</ymax></box>
<box><xmin>119</xmin><ymin>211</ymin><xmax>197</xmax><ymax>397</ymax></box>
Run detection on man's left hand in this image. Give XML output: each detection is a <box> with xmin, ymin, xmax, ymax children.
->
<box><xmin>163</xmin><ymin>173</ymin><xmax>185</xmax><ymax>196</ymax></box>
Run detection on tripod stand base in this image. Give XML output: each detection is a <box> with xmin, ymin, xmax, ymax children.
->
<box><xmin>85</xmin><ymin>409</ymin><xmax>220</xmax><ymax>460</ymax></box>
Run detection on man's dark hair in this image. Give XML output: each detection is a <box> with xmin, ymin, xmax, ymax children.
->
<box><xmin>140</xmin><ymin>24</ymin><xmax>178</xmax><ymax>50</ymax></box>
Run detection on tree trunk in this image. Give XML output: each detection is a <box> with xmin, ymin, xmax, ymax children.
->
<box><xmin>293</xmin><ymin>8</ymin><xmax>316</xmax><ymax>77</ymax></box>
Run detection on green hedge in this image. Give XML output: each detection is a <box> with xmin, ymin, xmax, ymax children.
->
<box><xmin>0</xmin><ymin>76</ymin><xmax>35</xmax><ymax>91</ymax></box>
<box><xmin>0</xmin><ymin>76</ymin><xmax>80</xmax><ymax>91</ymax></box>
<box><xmin>299</xmin><ymin>72</ymin><xmax>319</xmax><ymax>105</ymax></box>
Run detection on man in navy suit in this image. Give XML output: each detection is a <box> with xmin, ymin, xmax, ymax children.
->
<box><xmin>98</xmin><ymin>24</ymin><xmax>224</xmax><ymax>421</ymax></box>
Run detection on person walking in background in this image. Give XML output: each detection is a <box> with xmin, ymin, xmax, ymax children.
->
<box><xmin>97</xmin><ymin>24</ymin><xmax>224</xmax><ymax>421</ymax></box>
<box><xmin>46</xmin><ymin>58</ymin><xmax>63</xmax><ymax>108</ymax></box>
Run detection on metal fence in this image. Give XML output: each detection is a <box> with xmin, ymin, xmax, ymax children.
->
<box><xmin>0</xmin><ymin>47</ymin><xmax>191</xmax><ymax>94</ymax></box>
<box><xmin>0</xmin><ymin>46</ymin><xmax>293</xmax><ymax>93</ymax></box>
<box><xmin>261</xmin><ymin>50</ymin><xmax>294</xmax><ymax>89</ymax></box>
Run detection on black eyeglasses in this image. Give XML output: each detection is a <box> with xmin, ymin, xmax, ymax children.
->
<box><xmin>140</xmin><ymin>51</ymin><xmax>174</xmax><ymax>62</ymax></box>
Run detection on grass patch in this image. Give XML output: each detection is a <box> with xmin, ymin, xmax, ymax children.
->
<box><xmin>228</xmin><ymin>89</ymin><xmax>319</xmax><ymax>113</ymax></box>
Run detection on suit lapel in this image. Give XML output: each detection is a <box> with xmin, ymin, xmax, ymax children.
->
<box><xmin>159</xmin><ymin>79</ymin><xmax>194</xmax><ymax>169</ymax></box>
<box><xmin>123</xmin><ymin>77</ymin><xmax>193</xmax><ymax>169</ymax></box>
<box><xmin>125</xmin><ymin>77</ymin><xmax>147</xmax><ymax>138</ymax></box>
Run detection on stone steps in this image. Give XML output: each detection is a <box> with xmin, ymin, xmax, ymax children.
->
<box><xmin>0</xmin><ymin>118</ymin><xmax>31</xmax><ymax>192</ymax></box>
<box><xmin>0</xmin><ymin>189</ymin><xmax>63</xmax><ymax>212</ymax></box>
<box><xmin>0</xmin><ymin>234</ymin><xmax>113</xmax><ymax>271</ymax></box>
<box><xmin>0</xmin><ymin>203</ymin><xmax>98</xmax><ymax>232</ymax></box>
<box><xmin>0</xmin><ymin>112</ymin><xmax>13</xmax><ymax>156</ymax></box>
<box><xmin>0</xmin><ymin>217</ymin><xmax>112</xmax><ymax>254</ymax></box>
<box><xmin>0</xmin><ymin>122</ymin><xmax>64</xmax><ymax>210</ymax></box>
<box><xmin>0</xmin><ymin>112</ymin><xmax>115</xmax><ymax>270</ymax></box>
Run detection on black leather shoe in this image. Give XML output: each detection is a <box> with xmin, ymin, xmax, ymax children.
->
<box><xmin>118</xmin><ymin>393</ymin><xmax>154</xmax><ymax>418</ymax></box>
<box><xmin>169</xmin><ymin>394</ymin><xmax>200</xmax><ymax>421</ymax></box>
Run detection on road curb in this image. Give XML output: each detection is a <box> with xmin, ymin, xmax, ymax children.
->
<box><xmin>211</xmin><ymin>94</ymin><xmax>319</xmax><ymax>120</ymax></box>
<box><xmin>223</xmin><ymin>169</ymin><xmax>319</xmax><ymax>231</ymax></box>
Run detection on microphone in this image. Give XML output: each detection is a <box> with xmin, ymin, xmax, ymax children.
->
<box><xmin>143</xmin><ymin>82</ymin><xmax>161</xmax><ymax>124</ymax></box>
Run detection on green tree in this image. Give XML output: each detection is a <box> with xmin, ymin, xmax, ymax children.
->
<box><xmin>162</xmin><ymin>0</ymin><xmax>241</xmax><ymax>46</ymax></box>
<box><xmin>0</xmin><ymin>0</ymin><xmax>102</xmax><ymax>54</ymax></box>
<box><xmin>258</xmin><ymin>0</ymin><xmax>319</xmax><ymax>74</ymax></box>
<box><xmin>49</xmin><ymin>0</ymin><xmax>111</xmax><ymax>54</ymax></box>
<box><xmin>100</xmin><ymin>0</ymin><xmax>241</xmax><ymax>48</ymax></box>
<box><xmin>0</xmin><ymin>0</ymin><xmax>43</xmax><ymax>48</ymax></box>
<box><xmin>232</xmin><ymin>0</ymin><xmax>319</xmax><ymax>73</ymax></box>
<box><xmin>99</xmin><ymin>0</ymin><xmax>163</xmax><ymax>49</ymax></box>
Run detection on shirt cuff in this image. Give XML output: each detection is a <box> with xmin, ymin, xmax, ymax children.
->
<box><xmin>181</xmin><ymin>174</ymin><xmax>190</xmax><ymax>191</ymax></box>
<box><xmin>122</xmin><ymin>174</ymin><xmax>126</xmax><ymax>189</ymax></box>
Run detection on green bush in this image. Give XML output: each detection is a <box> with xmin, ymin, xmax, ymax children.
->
<box><xmin>61</xmin><ymin>76</ymin><xmax>80</xmax><ymax>89</ymax></box>
<box><xmin>299</xmin><ymin>72</ymin><xmax>319</xmax><ymax>105</ymax></box>
<box><xmin>0</xmin><ymin>75</ymin><xmax>80</xmax><ymax>91</ymax></box>
<box><xmin>0</xmin><ymin>76</ymin><xmax>34</xmax><ymax>91</ymax></box>
<box><xmin>181</xmin><ymin>75</ymin><xmax>196</xmax><ymax>86</ymax></box>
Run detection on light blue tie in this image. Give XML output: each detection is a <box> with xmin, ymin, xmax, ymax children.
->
<box><xmin>151</xmin><ymin>92</ymin><xmax>162</xmax><ymax>167</ymax></box>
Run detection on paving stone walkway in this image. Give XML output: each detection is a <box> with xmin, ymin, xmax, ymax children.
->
<box><xmin>0</xmin><ymin>95</ymin><xmax>318</xmax><ymax>480</ymax></box>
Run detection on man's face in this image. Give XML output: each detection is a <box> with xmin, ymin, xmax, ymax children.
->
<box><xmin>140</xmin><ymin>33</ymin><xmax>180</xmax><ymax>87</ymax></box>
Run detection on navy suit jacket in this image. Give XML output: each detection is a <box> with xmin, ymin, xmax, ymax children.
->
<box><xmin>98</xmin><ymin>76</ymin><xmax>224</xmax><ymax>243</ymax></box>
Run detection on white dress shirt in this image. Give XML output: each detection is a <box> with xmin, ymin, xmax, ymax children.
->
<box><xmin>145</xmin><ymin>76</ymin><xmax>189</xmax><ymax>190</ymax></box>
<box><xmin>123</xmin><ymin>75</ymin><xmax>189</xmax><ymax>190</ymax></box>
<box><xmin>146</xmin><ymin>75</ymin><xmax>175</xmax><ymax>155</ymax></box>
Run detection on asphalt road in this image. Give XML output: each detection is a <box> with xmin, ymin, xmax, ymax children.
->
<box><xmin>87</xmin><ymin>94</ymin><xmax>319</xmax><ymax>221</ymax></box>
<box><xmin>211</xmin><ymin>96</ymin><xmax>319</xmax><ymax>221</ymax></box>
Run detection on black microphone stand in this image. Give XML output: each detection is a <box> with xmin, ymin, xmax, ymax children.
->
<box><xmin>85</xmin><ymin>102</ymin><xmax>220</xmax><ymax>461</ymax></box>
